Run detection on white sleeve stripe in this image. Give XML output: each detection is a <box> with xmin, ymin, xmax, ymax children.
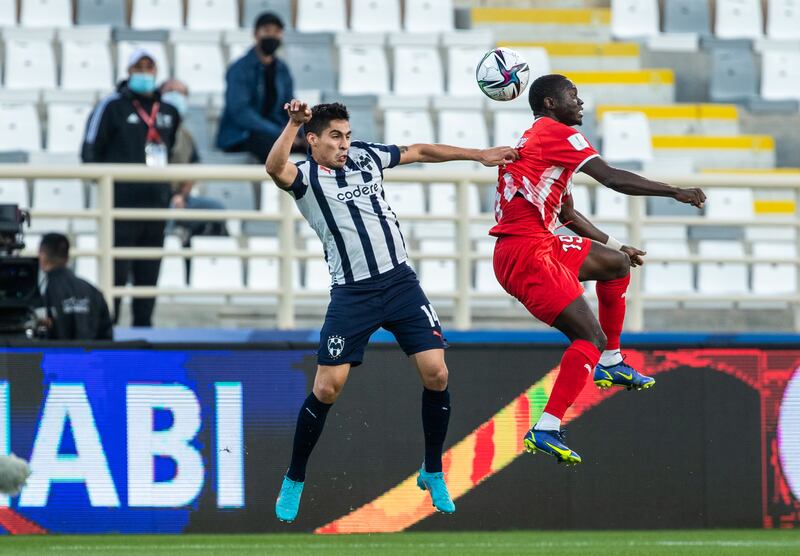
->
<box><xmin>85</xmin><ymin>93</ymin><xmax>119</xmax><ymax>144</ymax></box>
<box><xmin>574</xmin><ymin>153</ymin><xmax>600</xmax><ymax>174</ymax></box>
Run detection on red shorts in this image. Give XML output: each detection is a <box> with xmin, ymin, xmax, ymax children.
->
<box><xmin>493</xmin><ymin>234</ymin><xmax>593</xmax><ymax>326</ymax></box>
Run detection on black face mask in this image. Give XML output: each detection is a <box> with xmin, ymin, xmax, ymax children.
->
<box><xmin>259</xmin><ymin>37</ymin><xmax>281</xmax><ymax>56</ymax></box>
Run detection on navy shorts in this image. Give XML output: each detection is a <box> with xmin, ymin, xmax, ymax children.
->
<box><xmin>317</xmin><ymin>263</ymin><xmax>447</xmax><ymax>367</ymax></box>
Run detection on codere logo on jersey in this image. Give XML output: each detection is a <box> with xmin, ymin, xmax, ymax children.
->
<box><xmin>336</xmin><ymin>182</ymin><xmax>381</xmax><ymax>201</ymax></box>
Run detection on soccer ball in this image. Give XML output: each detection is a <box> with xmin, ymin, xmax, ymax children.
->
<box><xmin>476</xmin><ymin>47</ymin><xmax>531</xmax><ymax>102</ymax></box>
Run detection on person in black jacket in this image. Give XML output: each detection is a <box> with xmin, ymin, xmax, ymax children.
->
<box><xmin>39</xmin><ymin>233</ymin><xmax>113</xmax><ymax>341</ymax></box>
<box><xmin>81</xmin><ymin>48</ymin><xmax>180</xmax><ymax>327</ymax></box>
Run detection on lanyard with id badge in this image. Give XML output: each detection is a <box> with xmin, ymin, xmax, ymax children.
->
<box><xmin>133</xmin><ymin>100</ymin><xmax>167</xmax><ymax>167</ymax></box>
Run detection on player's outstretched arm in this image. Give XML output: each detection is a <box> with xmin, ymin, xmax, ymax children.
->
<box><xmin>265</xmin><ymin>99</ymin><xmax>311</xmax><ymax>190</ymax></box>
<box><xmin>581</xmin><ymin>157</ymin><xmax>706</xmax><ymax>208</ymax></box>
<box><xmin>397</xmin><ymin>144</ymin><xmax>518</xmax><ymax>167</ymax></box>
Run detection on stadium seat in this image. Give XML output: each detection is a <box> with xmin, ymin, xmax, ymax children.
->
<box><xmin>77</xmin><ymin>0</ymin><xmax>125</xmax><ymax>26</ymax></box>
<box><xmin>0</xmin><ymin>104</ymin><xmax>41</xmax><ymax>152</ymax></box>
<box><xmin>611</xmin><ymin>0</ymin><xmax>659</xmax><ymax>39</ymax></box>
<box><xmin>238</xmin><ymin>236</ymin><xmax>280</xmax><ymax>303</ymax></box>
<box><xmin>338</xmin><ymin>44</ymin><xmax>390</xmax><ymax>95</ymax></box>
<box><xmin>0</xmin><ymin>180</ymin><xmax>29</xmax><ymax>208</ymax></box>
<box><xmin>187</xmin><ymin>0</ymin><xmax>237</xmax><ymax>30</ymax></box>
<box><xmin>601</xmin><ymin>111</ymin><xmax>653</xmax><ymax>164</ymax></box>
<box><xmin>157</xmin><ymin>235</ymin><xmax>188</xmax><ymax>297</ymax></box>
<box><xmin>513</xmin><ymin>42</ymin><xmax>637</xmax><ymax>73</ymax></box>
<box><xmin>474</xmin><ymin>238</ymin><xmax>503</xmax><ymax>295</ymax></box>
<box><xmin>752</xmin><ymin>241</ymin><xmax>797</xmax><ymax>294</ymax></box>
<box><xmin>116</xmin><ymin>40</ymin><xmax>171</xmax><ymax>83</ymax></box>
<box><xmin>391</xmin><ymin>34</ymin><xmax>443</xmax><ymax>96</ymax></box>
<box><xmin>383</xmin><ymin>181</ymin><xmax>424</xmax><ymax>236</ymax></box>
<box><xmin>46</xmin><ymin>103</ymin><xmax>92</xmax><ymax>153</ymax></box>
<box><xmin>503</xmin><ymin>46</ymin><xmax>551</xmax><ymax>81</ymax></box>
<box><xmin>243</xmin><ymin>0</ymin><xmax>292</xmax><ymax>30</ymax></box>
<box><xmin>643</xmin><ymin>240</ymin><xmax>694</xmax><ymax>294</ymax></box>
<box><xmin>61</xmin><ymin>41</ymin><xmax>114</xmax><ymax>91</ymax></box>
<box><xmin>132</xmin><ymin>0</ymin><xmax>183</xmax><ymax>29</ymax></box>
<box><xmin>189</xmin><ymin>236</ymin><xmax>244</xmax><ymax>296</ymax></box>
<box><xmin>697</xmin><ymin>240</ymin><xmax>748</xmax><ymax>294</ymax></box>
<box><xmin>767</xmin><ymin>0</ymin><xmax>800</xmax><ymax>39</ymax></box>
<box><xmin>709</xmin><ymin>47</ymin><xmax>758</xmax><ymax>103</ymax></box>
<box><xmin>418</xmin><ymin>239</ymin><xmax>456</xmax><ymax>294</ymax></box>
<box><xmin>181</xmin><ymin>106</ymin><xmax>212</xmax><ymax>152</ymax></box>
<box><xmin>428</xmin><ymin>183</ymin><xmax>481</xmax><ymax>216</ymax></box>
<box><xmin>203</xmin><ymin>180</ymin><xmax>256</xmax><ymax>237</ymax></box>
<box><xmin>174</xmin><ymin>42</ymin><xmax>226</xmax><ymax>94</ymax></box>
<box><xmin>284</xmin><ymin>32</ymin><xmax>336</xmax><ymax>91</ymax></box>
<box><xmin>442</xmin><ymin>31</ymin><xmax>493</xmax><ymax>96</ymax></box>
<box><xmin>492</xmin><ymin>109</ymin><xmax>532</xmax><ymax>147</ymax></box>
<box><xmin>405</xmin><ymin>0</ymin><xmax>454</xmax><ymax>32</ymax></box>
<box><xmin>595</xmin><ymin>187</ymin><xmax>629</xmax><ymax>219</ymax></box>
<box><xmin>351</xmin><ymin>0</ymin><xmax>400</xmax><ymax>32</ymax></box>
<box><xmin>570</xmin><ymin>185</ymin><xmax>591</xmax><ymax>215</ymax></box>
<box><xmin>4</xmin><ymin>39</ymin><xmax>56</xmax><ymax>90</ymax></box>
<box><xmin>74</xmin><ymin>234</ymin><xmax>98</xmax><ymax>286</ymax></box>
<box><xmin>0</xmin><ymin>0</ymin><xmax>15</xmax><ymax>26</ymax></box>
<box><xmin>30</xmin><ymin>179</ymin><xmax>85</xmax><ymax>233</ymax></box>
<box><xmin>437</xmin><ymin>104</ymin><xmax>488</xmax><ymax>171</ymax></box>
<box><xmin>663</xmin><ymin>0</ymin><xmax>711</xmax><ymax>35</ymax></box>
<box><xmin>242</xmin><ymin>181</ymin><xmax>280</xmax><ymax>236</ymax></box>
<box><xmin>705</xmin><ymin>187</ymin><xmax>754</xmax><ymax>220</ymax></box>
<box><xmin>301</xmin><ymin>238</ymin><xmax>330</xmax><ymax>292</ymax></box>
<box><xmin>323</xmin><ymin>93</ymin><xmax>379</xmax><ymax>142</ymax></box>
<box><xmin>761</xmin><ymin>50</ymin><xmax>800</xmax><ymax>101</ymax></box>
<box><xmin>383</xmin><ymin>108</ymin><xmax>434</xmax><ymax>145</ymax></box>
<box><xmin>297</xmin><ymin>0</ymin><xmax>346</xmax><ymax>32</ymax></box>
<box><xmin>20</xmin><ymin>0</ymin><xmax>71</xmax><ymax>27</ymax></box>
<box><xmin>565</xmin><ymin>69</ymin><xmax>675</xmax><ymax>105</ymax></box>
<box><xmin>715</xmin><ymin>0</ymin><xmax>763</xmax><ymax>39</ymax></box>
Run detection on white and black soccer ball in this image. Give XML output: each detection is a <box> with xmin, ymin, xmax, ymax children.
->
<box><xmin>0</xmin><ymin>454</ymin><xmax>31</xmax><ymax>495</ymax></box>
<box><xmin>476</xmin><ymin>47</ymin><xmax>531</xmax><ymax>102</ymax></box>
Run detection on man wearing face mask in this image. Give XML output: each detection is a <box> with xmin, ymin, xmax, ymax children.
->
<box><xmin>216</xmin><ymin>12</ymin><xmax>297</xmax><ymax>160</ymax></box>
<box><xmin>81</xmin><ymin>49</ymin><xmax>181</xmax><ymax>328</ymax></box>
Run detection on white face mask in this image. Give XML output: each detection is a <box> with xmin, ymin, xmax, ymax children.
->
<box><xmin>161</xmin><ymin>91</ymin><xmax>188</xmax><ymax>117</ymax></box>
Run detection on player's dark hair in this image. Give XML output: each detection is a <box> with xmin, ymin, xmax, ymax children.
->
<box><xmin>529</xmin><ymin>74</ymin><xmax>570</xmax><ymax>114</ymax></box>
<box><xmin>254</xmin><ymin>11</ymin><xmax>284</xmax><ymax>31</ymax></box>
<box><xmin>39</xmin><ymin>232</ymin><xmax>70</xmax><ymax>265</ymax></box>
<box><xmin>305</xmin><ymin>103</ymin><xmax>350</xmax><ymax>136</ymax></box>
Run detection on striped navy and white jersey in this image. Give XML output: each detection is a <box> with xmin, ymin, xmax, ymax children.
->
<box><xmin>286</xmin><ymin>141</ymin><xmax>407</xmax><ymax>285</ymax></box>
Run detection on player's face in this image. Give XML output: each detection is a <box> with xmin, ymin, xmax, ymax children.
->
<box><xmin>309</xmin><ymin>119</ymin><xmax>351</xmax><ymax>169</ymax></box>
<box><xmin>554</xmin><ymin>82</ymin><xmax>584</xmax><ymax>126</ymax></box>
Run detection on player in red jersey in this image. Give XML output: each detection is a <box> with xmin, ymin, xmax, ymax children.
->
<box><xmin>491</xmin><ymin>74</ymin><xmax>706</xmax><ymax>464</ymax></box>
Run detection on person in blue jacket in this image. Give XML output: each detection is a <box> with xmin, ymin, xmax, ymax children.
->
<box><xmin>216</xmin><ymin>12</ymin><xmax>299</xmax><ymax>160</ymax></box>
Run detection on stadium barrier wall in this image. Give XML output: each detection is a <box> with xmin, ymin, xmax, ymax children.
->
<box><xmin>0</xmin><ymin>341</ymin><xmax>798</xmax><ymax>534</ymax></box>
<box><xmin>5</xmin><ymin>163</ymin><xmax>800</xmax><ymax>331</ymax></box>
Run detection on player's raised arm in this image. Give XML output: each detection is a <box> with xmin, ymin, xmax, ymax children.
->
<box><xmin>581</xmin><ymin>156</ymin><xmax>706</xmax><ymax>209</ymax></box>
<box><xmin>397</xmin><ymin>144</ymin><xmax>518</xmax><ymax>167</ymax></box>
<box><xmin>265</xmin><ymin>99</ymin><xmax>311</xmax><ymax>189</ymax></box>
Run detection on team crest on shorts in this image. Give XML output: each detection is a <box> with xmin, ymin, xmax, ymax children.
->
<box><xmin>327</xmin><ymin>335</ymin><xmax>345</xmax><ymax>359</ymax></box>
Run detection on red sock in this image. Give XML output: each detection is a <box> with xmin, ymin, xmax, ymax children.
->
<box><xmin>543</xmin><ymin>339</ymin><xmax>601</xmax><ymax>419</ymax></box>
<box><xmin>596</xmin><ymin>273</ymin><xmax>630</xmax><ymax>351</ymax></box>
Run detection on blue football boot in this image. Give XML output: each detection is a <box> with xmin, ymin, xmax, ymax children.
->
<box><xmin>275</xmin><ymin>475</ymin><xmax>304</xmax><ymax>523</ymax></box>
<box><xmin>417</xmin><ymin>466</ymin><xmax>456</xmax><ymax>514</ymax></box>
<box><xmin>594</xmin><ymin>356</ymin><xmax>655</xmax><ymax>391</ymax></box>
<box><xmin>523</xmin><ymin>428</ymin><xmax>582</xmax><ymax>465</ymax></box>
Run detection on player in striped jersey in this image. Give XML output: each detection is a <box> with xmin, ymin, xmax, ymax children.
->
<box><xmin>268</xmin><ymin>100</ymin><xmax>517</xmax><ymax>522</ymax></box>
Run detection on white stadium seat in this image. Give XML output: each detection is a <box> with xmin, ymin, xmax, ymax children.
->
<box><xmin>46</xmin><ymin>103</ymin><xmax>92</xmax><ymax>153</ymax></box>
<box><xmin>174</xmin><ymin>43</ymin><xmax>225</xmax><ymax>94</ymax></box>
<box><xmin>131</xmin><ymin>0</ymin><xmax>183</xmax><ymax>30</ymax></box>
<box><xmin>492</xmin><ymin>110</ymin><xmax>532</xmax><ymax>147</ymax></box>
<box><xmin>611</xmin><ymin>0</ymin><xmax>660</xmax><ymax>39</ymax></box>
<box><xmin>74</xmin><ymin>234</ymin><xmax>98</xmax><ymax>286</ymax></box>
<box><xmin>0</xmin><ymin>0</ymin><xmax>15</xmax><ymax>26</ymax></box>
<box><xmin>698</xmin><ymin>240</ymin><xmax>748</xmax><ymax>294</ymax></box>
<box><xmin>384</xmin><ymin>109</ymin><xmax>434</xmax><ymax>145</ymax></box>
<box><xmin>595</xmin><ymin>187</ymin><xmax>629</xmax><ymax>218</ymax></box>
<box><xmin>418</xmin><ymin>239</ymin><xmax>456</xmax><ymax>293</ymax></box>
<box><xmin>715</xmin><ymin>0</ymin><xmax>763</xmax><ymax>39</ymax></box>
<box><xmin>428</xmin><ymin>183</ymin><xmax>481</xmax><ymax>215</ymax></box>
<box><xmin>61</xmin><ymin>41</ymin><xmax>114</xmax><ymax>91</ymax></box>
<box><xmin>351</xmin><ymin>0</ymin><xmax>400</xmax><ymax>32</ymax></box>
<box><xmin>4</xmin><ymin>39</ymin><xmax>57</xmax><ymax>90</ymax></box>
<box><xmin>302</xmin><ymin>238</ymin><xmax>330</xmax><ymax>292</ymax></box>
<box><xmin>338</xmin><ymin>46</ymin><xmax>390</xmax><ymax>95</ymax></box>
<box><xmin>447</xmin><ymin>47</ymin><xmax>489</xmax><ymax>96</ymax></box>
<box><xmin>601</xmin><ymin>111</ymin><xmax>653</xmax><ymax>163</ymax></box>
<box><xmin>474</xmin><ymin>238</ymin><xmax>503</xmax><ymax>294</ymax></box>
<box><xmin>30</xmin><ymin>179</ymin><xmax>85</xmax><ymax>233</ymax></box>
<box><xmin>247</xmin><ymin>237</ymin><xmax>280</xmax><ymax>291</ymax></box>
<box><xmin>752</xmin><ymin>241</ymin><xmax>797</xmax><ymax>295</ymax></box>
<box><xmin>0</xmin><ymin>104</ymin><xmax>41</xmax><ymax>152</ymax></box>
<box><xmin>189</xmin><ymin>237</ymin><xmax>243</xmax><ymax>303</ymax></box>
<box><xmin>393</xmin><ymin>45</ymin><xmax>444</xmax><ymax>96</ymax></box>
<box><xmin>187</xmin><ymin>0</ymin><xmax>238</xmax><ymax>30</ymax></box>
<box><xmin>437</xmin><ymin>109</ymin><xmax>488</xmax><ymax>149</ymax></box>
<box><xmin>506</xmin><ymin>47</ymin><xmax>551</xmax><ymax>83</ymax></box>
<box><xmin>643</xmin><ymin>240</ymin><xmax>694</xmax><ymax>294</ymax></box>
<box><xmin>761</xmin><ymin>50</ymin><xmax>800</xmax><ymax>101</ymax></box>
<box><xmin>297</xmin><ymin>0</ymin><xmax>346</xmax><ymax>32</ymax></box>
<box><xmin>570</xmin><ymin>185</ymin><xmax>592</xmax><ymax>215</ymax></box>
<box><xmin>0</xmin><ymin>180</ymin><xmax>28</xmax><ymax>208</ymax></box>
<box><xmin>116</xmin><ymin>41</ymin><xmax>171</xmax><ymax>83</ymax></box>
<box><xmin>384</xmin><ymin>182</ymin><xmax>424</xmax><ymax>217</ymax></box>
<box><xmin>767</xmin><ymin>0</ymin><xmax>800</xmax><ymax>39</ymax></box>
<box><xmin>704</xmin><ymin>187</ymin><xmax>754</xmax><ymax>220</ymax></box>
<box><xmin>158</xmin><ymin>235</ymin><xmax>188</xmax><ymax>293</ymax></box>
<box><xmin>20</xmin><ymin>0</ymin><xmax>71</xmax><ymax>27</ymax></box>
<box><xmin>405</xmin><ymin>0</ymin><xmax>454</xmax><ymax>32</ymax></box>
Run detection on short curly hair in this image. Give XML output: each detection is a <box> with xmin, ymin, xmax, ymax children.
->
<box><xmin>528</xmin><ymin>74</ymin><xmax>570</xmax><ymax>114</ymax></box>
<box><xmin>305</xmin><ymin>103</ymin><xmax>350</xmax><ymax>136</ymax></box>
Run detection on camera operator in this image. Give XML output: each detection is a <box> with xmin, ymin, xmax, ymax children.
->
<box><xmin>39</xmin><ymin>233</ymin><xmax>113</xmax><ymax>341</ymax></box>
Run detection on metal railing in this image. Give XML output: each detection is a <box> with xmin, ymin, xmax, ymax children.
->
<box><xmin>6</xmin><ymin>163</ymin><xmax>800</xmax><ymax>330</ymax></box>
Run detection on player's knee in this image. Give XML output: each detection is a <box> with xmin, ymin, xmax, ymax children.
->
<box><xmin>422</xmin><ymin>364</ymin><xmax>449</xmax><ymax>391</ymax></box>
<box><xmin>614</xmin><ymin>251</ymin><xmax>631</xmax><ymax>278</ymax></box>
<box><xmin>314</xmin><ymin>380</ymin><xmax>344</xmax><ymax>404</ymax></box>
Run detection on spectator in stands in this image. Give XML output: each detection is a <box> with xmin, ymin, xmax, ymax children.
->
<box><xmin>160</xmin><ymin>79</ymin><xmax>227</xmax><ymax>244</ymax></box>
<box><xmin>39</xmin><ymin>233</ymin><xmax>113</xmax><ymax>341</ymax></box>
<box><xmin>81</xmin><ymin>48</ymin><xmax>181</xmax><ymax>328</ymax></box>
<box><xmin>216</xmin><ymin>12</ymin><xmax>301</xmax><ymax>161</ymax></box>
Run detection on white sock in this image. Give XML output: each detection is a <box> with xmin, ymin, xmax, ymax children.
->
<box><xmin>534</xmin><ymin>411</ymin><xmax>561</xmax><ymax>431</ymax></box>
<box><xmin>599</xmin><ymin>349</ymin><xmax>623</xmax><ymax>367</ymax></box>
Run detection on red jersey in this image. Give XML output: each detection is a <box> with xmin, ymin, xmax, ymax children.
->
<box><xmin>489</xmin><ymin>116</ymin><xmax>599</xmax><ymax>237</ymax></box>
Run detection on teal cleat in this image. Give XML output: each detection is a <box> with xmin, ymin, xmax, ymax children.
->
<box><xmin>523</xmin><ymin>428</ymin><xmax>582</xmax><ymax>465</ymax></box>
<box><xmin>417</xmin><ymin>466</ymin><xmax>456</xmax><ymax>514</ymax></box>
<box><xmin>594</xmin><ymin>356</ymin><xmax>655</xmax><ymax>391</ymax></box>
<box><xmin>275</xmin><ymin>475</ymin><xmax>304</xmax><ymax>523</ymax></box>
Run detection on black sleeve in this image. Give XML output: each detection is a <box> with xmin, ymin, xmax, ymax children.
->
<box><xmin>81</xmin><ymin>99</ymin><xmax>115</xmax><ymax>162</ymax></box>
<box><xmin>94</xmin><ymin>290</ymin><xmax>114</xmax><ymax>340</ymax></box>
